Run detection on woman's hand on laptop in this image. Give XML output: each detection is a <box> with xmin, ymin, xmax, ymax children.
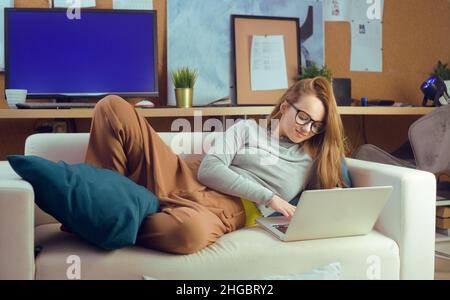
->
<box><xmin>267</xmin><ymin>195</ymin><xmax>296</xmax><ymax>220</ymax></box>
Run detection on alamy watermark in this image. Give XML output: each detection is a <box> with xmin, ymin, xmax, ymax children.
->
<box><xmin>366</xmin><ymin>0</ymin><xmax>382</xmax><ymax>20</ymax></box>
<box><xmin>170</xmin><ymin>113</ymin><xmax>281</xmax><ymax>166</ymax></box>
<box><xmin>366</xmin><ymin>255</ymin><xmax>381</xmax><ymax>279</ymax></box>
<box><xmin>66</xmin><ymin>0</ymin><xmax>82</xmax><ymax>20</ymax></box>
<box><xmin>66</xmin><ymin>255</ymin><xmax>81</xmax><ymax>279</ymax></box>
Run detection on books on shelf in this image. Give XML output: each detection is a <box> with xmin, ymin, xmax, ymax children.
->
<box><xmin>436</xmin><ymin>205</ymin><xmax>450</xmax><ymax>229</ymax></box>
<box><xmin>435</xmin><ymin>206</ymin><xmax>450</xmax><ymax>243</ymax></box>
<box><xmin>435</xmin><ymin>201</ymin><xmax>450</xmax><ymax>249</ymax></box>
<box><xmin>437</xmin><ymin>206</ymin><xmax>450</xmax><ymax>218</ymax></box>
<box><xmin>437</xmin><ymin>228</ymin><xmax>450</xmax><ymax>236</ymax></box>
<box><xmin>436</xmin><ymin>217</ymin><xmax>450</xmax><ymax>229</ymax></box>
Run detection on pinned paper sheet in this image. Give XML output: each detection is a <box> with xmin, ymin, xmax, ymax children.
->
<box><xmin>324</xmin><ymin>0</ymin><xmax>383</xmax><ymax>22</ymax></box>
<box><xmin>324</xmin><ymin>0</ymin><xmax>351</xmax><ymax>22</ymax></box>
<box><xmin>350</xmin><ymin>21</ymin><xmax>382</xmax><ymax>72</ymax></box>
<box><xmin>52</xmin><ymin>0</ymin><xmax>96</xmax><ymax>8</ymax></box>
<box><xmin>113</xmin><ymin>0</ymin><xmax>153</xmax><ymax>10</ymax></box>
<box><xmin>0</xmin><ymin>0</ymin><xmax>13</xmax><ymax>71</ymax></box>
<box><xmin>350</xmin><ymin>0</ymin><xmax>384</xmax><ymax>22</ymax></box>
<box><xmin>250</xmin><ymin>35</ymin><xmax>288</xmax><ymax>91</ymax></box>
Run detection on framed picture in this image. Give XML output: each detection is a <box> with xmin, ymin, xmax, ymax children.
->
<box><xmin>231</xmin><ymin>15</ymin><xmax>301</xmax><ymax>106</ymax></box>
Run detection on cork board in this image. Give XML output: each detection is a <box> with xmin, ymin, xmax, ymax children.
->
<box><xmin>325</xmin><ymin>0</ymin><xmax>450</xmax><ymax>153</ymax></box>
<box><xmin>326</xmin><ymin>0</ymin><xmax>450</xmax><ymax>106</ymax></box>
<box><xmin>232</xmin><ymin>15</ymin><xmax>300</xmax><ymax>105</ymax></box>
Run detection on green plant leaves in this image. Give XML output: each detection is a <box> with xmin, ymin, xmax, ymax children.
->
<box><xmin>171</xmin><ymin>66</ymin><xmax>199</xmax><ymax>88</ymax></box>
<box><xmin>432</xmin><ymin>60</ymin><xmax>450</xmax><ymax>81</ymax></box>
<box><xmin>296</xmin><ymin>63</ymin><xmax>333</xmax><ymax>82</ymax></box>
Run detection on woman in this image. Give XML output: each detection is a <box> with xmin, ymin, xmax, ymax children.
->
<box><xmin>85</xmin><ymin>76</ymin><xmax>349</xmax><ymax>255</ymax></box>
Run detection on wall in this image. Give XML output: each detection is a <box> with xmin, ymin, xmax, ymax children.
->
<box><xmin>1</xmin><ymin>0</ymin><xmax>448</xmax><ymax>107</ymax></box>
<box><xmin>0</xmin><ymin>0</ymin><xmax>449</xmax><ymax>157</ymax></box>
<box><xmin>326</xmin><ymin>0</ymin><xmax>450</xmax><ymax>152</ymax></box>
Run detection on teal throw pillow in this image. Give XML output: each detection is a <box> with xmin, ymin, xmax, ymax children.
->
<box><xmin>7</xmin><ymin>155</ymin><xmax>159</xmax><ymax>250</ymax></box>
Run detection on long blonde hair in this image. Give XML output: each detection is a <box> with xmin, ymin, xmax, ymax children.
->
<box><xmin>267</xmin><ymin>76</ymin><xmax>348</xmax><ymax>189</ymax></box>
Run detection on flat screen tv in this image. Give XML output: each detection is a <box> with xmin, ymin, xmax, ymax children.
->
<box><xmin>5</xmin><ymin>8</ymin><xmax>158</xmax><ymax>100</ymax></box>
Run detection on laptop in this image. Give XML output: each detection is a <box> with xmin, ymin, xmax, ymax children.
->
<box><xmin>256</xmin><ymin>186</ymin><xmax>393</xmax><ymax>242</ymax></box>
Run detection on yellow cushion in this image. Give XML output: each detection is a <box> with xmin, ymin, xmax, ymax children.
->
<box><xmin>241</xmin><ymin>198</ymin><xmax>263</xmax><ymax>227</ymax></box>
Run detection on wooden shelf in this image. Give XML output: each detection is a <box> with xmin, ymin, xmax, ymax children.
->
<box><xmin>436</xmin><ymin>233</ymin><xmax>450</xmax><ymax>243</ymax></box>
<box><xmin>437</xmin><ymin>200</ymin><xmax>450</xmax><ymax>206</ymax></box>
<box><xmin>338</xmin><ymin>106</ymin><xmax>434</xmax><ymax>116</ymax></box>
<box><xmin>0</xmin><ymin>106</ymin><xmax>435</xmax><ymax>119</ymax></box>
<box><xmin>436</xmin><ymin>200</ymin><xmax>450</xmax><ymax>243</ymax></box>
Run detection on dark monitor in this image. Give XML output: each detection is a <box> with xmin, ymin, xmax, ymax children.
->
<box><xmin>332</xmin><ymin>78</ymin><xmax>352</xmax><ymax>106</ymax></box>
<box><xmin>5</xmin><ymin>8</ymin><xmax>158</xmax><ymax>100</ymax></box>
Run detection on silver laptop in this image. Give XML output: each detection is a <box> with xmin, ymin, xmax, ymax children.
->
<box><xmin>256</xmin><ymin>186</ymin><xmax>393</xmax><ymax>242</ymax></box>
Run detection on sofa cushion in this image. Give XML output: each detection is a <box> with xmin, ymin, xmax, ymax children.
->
<box><xmin>261</xmin><ymin>262</ymin><xmax>342</xmax><ymax>280</ymax></box>
<box><xmin>34</xmin><ymin>223</ymin><xmax>400</xmax><ymax>280</ymax></box>
<box><xmin>143</xmin><ymin>262</ymin><xmax>343</xmax><ymax>280</ymax></box>
<box><xmin>8</xmin><ymin>155</ymin><xmax>159</xmax><ymax>250</ymax></box>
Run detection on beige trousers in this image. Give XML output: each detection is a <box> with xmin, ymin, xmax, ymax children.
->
<box><xmin>85</xmin><ymin>95</ymin><xmax>245</xmax><ymax>254</ymax></box>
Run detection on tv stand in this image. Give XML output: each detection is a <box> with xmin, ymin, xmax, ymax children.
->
<box><xmin>14</xmin><ymin>97</ymin><xmax>101</xmax><ymax>109</ymax></box>
<box><xmin>51</xmin><ymin>97</ymin><xmax>101</xmax><ymax>103</ymax></box>
<box><xmin>16</xmin><ymin>102</ymin><xmax>97</xmax><ymax>109</ymax></box>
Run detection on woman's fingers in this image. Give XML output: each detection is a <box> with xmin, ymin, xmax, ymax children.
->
<box><xmin>280</xmin><ymin>206</ymin><xmax>295</xmax><ymax>220</ymax></box>
<box><xmin>279</xmin><ymin>208</ymin><xmax>288</xmax><ymax>218</ymax></box>
<box><xmin>285</xmin><ymin>204</ymin><xmax>296</xmax><ymax>219</ymax></box>
<box><xmin>271</xmin><ymin>197</ymin><xmax>296</xmax><ymax>219</ymax></box>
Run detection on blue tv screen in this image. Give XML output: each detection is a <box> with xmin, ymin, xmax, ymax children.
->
<box><xmin>5</xmin><ymin>9</ymin><xmax>158</xmax><ymax>98</ymax></box>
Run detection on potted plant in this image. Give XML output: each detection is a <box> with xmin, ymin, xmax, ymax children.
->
<box><xmin>171</xmin><ymin>66</ymin><xmax>198</xmax><ymax>108</ymax></box>
<box><xmin>296</xmin><ymin>63</ymin><xmax>333</xmax><ymax>82</ymax></box>
<box><xmin>432</xmin><ymin>60</ymin><xmax>450</xmax><ymax>93</ymax></box>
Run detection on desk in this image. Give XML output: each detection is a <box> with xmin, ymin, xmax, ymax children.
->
<box><xmin>0</xmin><ymin>106</ymin><xmax>435</xmax><ymax>119</ymax></box>
<box><xmin>0</xmin><ymin>106</ymin><xmax>435</xmax><ymax>160</ymax></box>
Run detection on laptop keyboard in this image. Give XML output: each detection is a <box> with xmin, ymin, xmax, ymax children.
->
<box><xmin>273</xmin><ymin>224</ymin><xmax>288</xmax><ymax>234</ymax></box>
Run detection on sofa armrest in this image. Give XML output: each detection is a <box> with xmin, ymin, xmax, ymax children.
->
<box><xmin>0</xmin><ymin>162</ymin><xmax>35</xmax><ymax>279</ymax></box>
<box><xmin>25</xmin><ymin>133</ymin><xmax>89</xmax><ymax>164</ymax></box>
<box><xmin>347</xmin><ymin>158</ymin><xmax>436</xmax><ymax>280</ymax></box>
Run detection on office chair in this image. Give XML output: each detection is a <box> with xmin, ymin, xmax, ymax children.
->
<box><xmin>353</xmin><ymin>105</ymin><xmax>450</xmax><ymax>198</ymax></box>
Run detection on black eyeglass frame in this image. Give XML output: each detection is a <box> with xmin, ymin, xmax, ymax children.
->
<box><xmin>286</xmin><ymin>101</ymin><xmax>326</xmax><ymax>134</ymax></box>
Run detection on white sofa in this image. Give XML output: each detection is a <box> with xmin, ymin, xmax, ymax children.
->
<box><xmin>0</xmin><ymin>132</ymin><xmax>436</xmax><ymax>280</ymax></box>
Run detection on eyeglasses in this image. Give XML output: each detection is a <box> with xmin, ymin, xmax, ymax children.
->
<box><xmin>286</xmin><ymin>101</ymin><xmax>325</xmax><ymax>134</ymax></box>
